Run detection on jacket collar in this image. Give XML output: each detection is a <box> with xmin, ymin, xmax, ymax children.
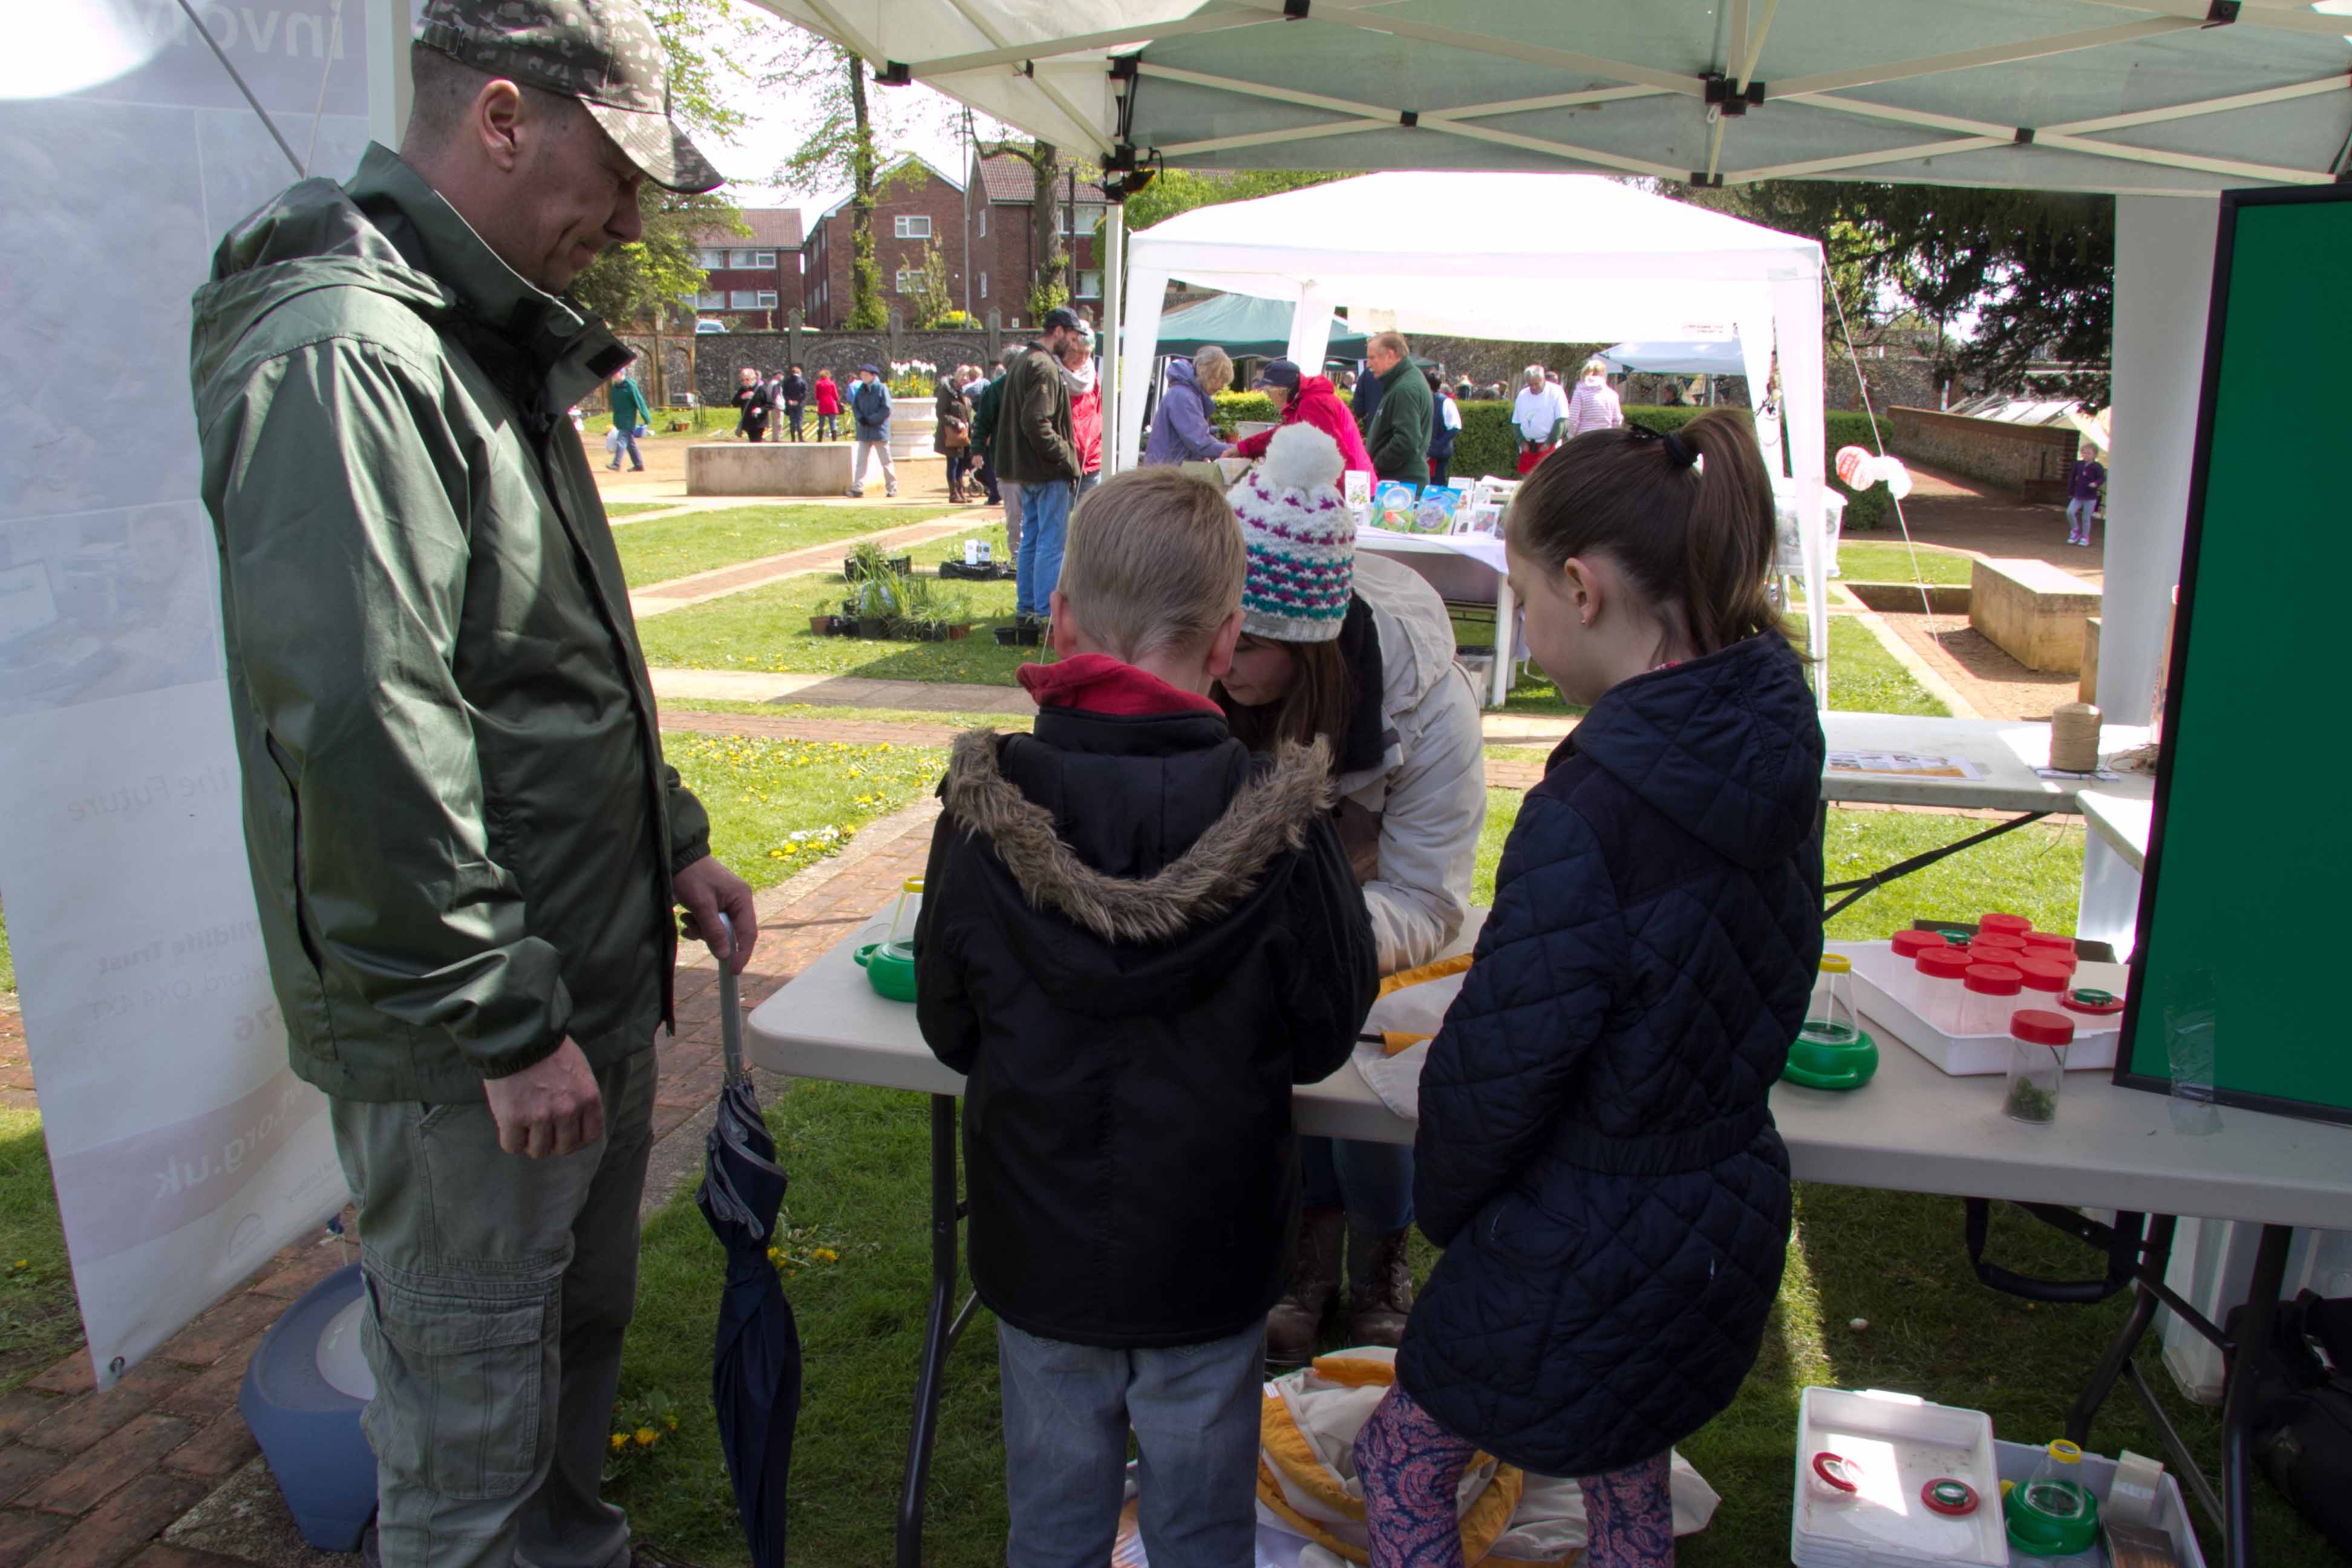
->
<box><xmin>1019</xmin><ymin>654</ymin><xmax>1224</xmax><ymax>717</ymax></box>
<box><xmin>344</xmin><ymin>143</ymin><xmax>627</xmax><ymax>411</ymax></box>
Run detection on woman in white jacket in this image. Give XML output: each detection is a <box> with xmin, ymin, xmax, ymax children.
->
<box><xmin>1218</xmin><ymin>423</ymin><xmax>1488</xmax><ymax>1364</ymax></box>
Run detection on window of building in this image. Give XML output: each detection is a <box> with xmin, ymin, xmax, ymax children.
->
<box><xmin>1059</xmin><ymin>205</ymin><xmax>1103</xmax><ymax>237</ymax></box>
<box><xmin>978</xmin><ymin>207</ymin><xmax>987</xmax><ymax>237</ymax></box>
<box><xmin>894</xmin><ymin>215</ymin><xmax>932</xmax><ymax>240</ymax></box>
<box><xmin>1077</xmin><ymin>270</ymin><xmax>1102</xmax><ymax>299</ymax></box>
<box><xmin>696</xmin><ymin>290</ymin><xmax>727</xmax><ymax>309</ymax></box>
<box><xmin>729</xmin><ymin>290</ymin><xmax>760</xmax><ymax>309</ymax></box>
<box><xmin>756</xmin><ymin>291</ymin><xmax>778</xmax><ymax>310</ymax></box>
<box><xmin>979</xmin><ymin>272</ymin><xmax>988</xmax><ymax>300</ymax></box>
<box><xmin>721</xmin><ymin>249</ymin><xmax>751</xmax><ymax>267</ymax></box>
<box><xmin>754</xmin><ymin>250</ymin><xmax>777</xmax><ymax>268</ymax></box>
<box><xmin>696</xmin><ymin>247</ymin><xmax>727</xmax><ymax>269</ymax></box>
<box><xmin>895</xmin><ymin>269</ymin><xmax>920</xmax><ymax>293</ymax></box>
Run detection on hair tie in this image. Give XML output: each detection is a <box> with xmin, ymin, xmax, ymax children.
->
<box><xmin>1661</xmin><ymin>430</ymin><xmax>1698</xmax><ymax>469</ymax></box>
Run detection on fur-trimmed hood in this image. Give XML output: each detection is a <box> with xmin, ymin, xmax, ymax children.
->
<box><xmin>940</xmin><ymin>727</ymin><xmax>1336</xmax><ymax>946</ymax></box>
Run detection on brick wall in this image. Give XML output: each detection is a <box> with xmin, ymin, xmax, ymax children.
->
<box><xmin>1891</xmin><ymin>407</ymin><xmax>2080</xmax><ymax>499</ymax></box>
<box><xmin>802</xmin><ymin>163</ymin><xmax>1002</xmax><ymax>328</ymax></box>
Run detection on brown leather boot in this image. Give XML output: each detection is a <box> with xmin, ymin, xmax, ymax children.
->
<box><xmin>1266</xmin><ymin>1206</ymin><xmax>1344</xmax><ymax>1368</ymax></box>
<box><xmin>1347</xmin><ymin>1223</ymin><xmax>1416</xmax><ymax>1348</ymax></box>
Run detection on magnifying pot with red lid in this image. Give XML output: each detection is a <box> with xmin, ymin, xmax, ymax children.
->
<box><xmin>2062</xmin><ymin>987</ymin><xmax>2126</xmax><ymax>1018</ymax></box>
<box><xmin>2020</xmin><ymin>929</ymin><xmax>2077</xmax><ymax>958</ymax></box>
<box><xmin>1979</xmin><ymin>912</ymin><xmax>2033</xmax><ymax>937</ymax></box>
<box><xmin>1961</xmin><ymin>964</ymin><xmax>2024</xmax><ymax>1035</ymax></box>
<box><xmin>2013</xmin><ymin>957</ymin><xmax>2073</xmax><ymax>998</ymax></box>
<box><xmin>1915</xmin><ymin>947</ymin><xmax>1973</xmax><ymax>1032</ymax></box>
<box><xmin>2004</xmin><ymin>1010</ymin><xmax>2075</xmax><ymax>1124</ymax></box>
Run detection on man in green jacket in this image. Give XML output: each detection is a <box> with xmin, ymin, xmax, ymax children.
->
<box><xmin>996</xmin><ymin>306</ymin><xmax>1086</xmax><ymax>625</ymax></box>
<box><xmin>1362</xmin><ymin>330</ymin><xmax>1434</xmax><ymax>486</ymax></box>
<box><xmin>606</xmin><ymin>366</ymin><xmax>650</xmax><ymax>471</ymax></box>
<box><xmin>187</xmin><ymin>2</ymin><xmax>756</xmax><ymax>1563</ymax></box>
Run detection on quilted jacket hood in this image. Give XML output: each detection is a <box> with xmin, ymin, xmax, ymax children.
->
<box><xmin>1562</xmin><ymin>632</ymin><xmax>1822</xmax><ymax>873</ymax></box>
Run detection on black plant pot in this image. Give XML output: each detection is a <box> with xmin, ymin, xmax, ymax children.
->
<box><xmin>1018</xmin><ymin>624</ymin><xmax>1043</xmax><ymax>647</ymax></box>
<box><xmin>993</xmin><ymin>627</ymin><xmax>1019</xmax><ymax>647</ymax></box>
<box><xmin>857</xmin><ymin>616</ymin><xmax>889</xmax><ymax>638</ymax></box>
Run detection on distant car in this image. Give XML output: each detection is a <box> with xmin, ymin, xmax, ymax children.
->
<box><xmin>694</xmin><ymin>319</ymin><xmax>728</xmax><ymax>335</ymax></box>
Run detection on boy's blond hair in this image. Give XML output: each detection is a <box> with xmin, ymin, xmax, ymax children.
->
<box><xmin>1056</xmin><ymin>468</ymin><xmax>1245</xmax><ymax>661</ymax></box>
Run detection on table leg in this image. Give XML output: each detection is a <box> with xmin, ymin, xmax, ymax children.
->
<box><xmin>2220</xmin><ymin>1224</ymin><xmax>2293</xmax><ymax>1568</ymax></box>
<box><xmin>1490</xmin><ymin>575</ymin><xmax>1517</xmax><ymax>710</ymax></box>
<box><xmin>897</xmin><ymin>1093</ymin><xmax>962</xmax><ymax>1568</ymax></box>
<box><xmin>2065</xmin><ymin>1213</ymin><xmax>2177</xmax><ymax>1444</ymax></box>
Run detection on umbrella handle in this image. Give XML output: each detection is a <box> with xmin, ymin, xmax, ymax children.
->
<box><xmin>715</xmin><ymin>912</ymin><xmax>745</xmax><ymax>1084</ymax></box>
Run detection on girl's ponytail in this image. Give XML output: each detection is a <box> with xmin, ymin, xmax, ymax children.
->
<box><xmin>1504</xmin><ymin>407</ymin><xmax>1788</xmax><ymax>659</ymax></box>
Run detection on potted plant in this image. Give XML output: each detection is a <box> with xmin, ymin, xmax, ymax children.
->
<box><xmin>938</xmin><ymin>592</ymin><xmax>975</xmax><ymax>641</ymax></box>
<box><xmin>854</xmin><ymin>572</ymin><xmax>898</xmax><ymax>638</ymax></box>
<box><xmin>807</xmin><ymin>596</ymin><xmax>837</xmax><ymax>636</ymax></box>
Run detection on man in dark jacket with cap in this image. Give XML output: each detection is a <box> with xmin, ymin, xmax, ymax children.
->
<box><xmin>187</xmin><ymin>2</ymin><xmax>757</xmax><ymax>1563</ymax></box>
<box><xmin>995</xmin><ymin>306</ymin><xmax>1086</xmax><ymax>624</ymax></box>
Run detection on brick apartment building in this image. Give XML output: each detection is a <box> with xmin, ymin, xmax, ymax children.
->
<box><xmin>687</xmin><ymin>208</ymin><xmax>803</xmax><ymax>330</ymax></box>
<box><xmin>797</xmin><ymin>151</ymin><xmax>1109</xmax><ymax>330</ymax></box>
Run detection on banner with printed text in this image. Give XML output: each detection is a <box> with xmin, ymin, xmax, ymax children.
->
<box><xmin>0</xmin><ymin>0</ymin><xmax>372</xmax><ymax>1385</ymax></box>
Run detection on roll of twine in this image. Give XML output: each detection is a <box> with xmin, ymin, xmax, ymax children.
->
<box><xmin>2051</xmin><ymin>701</ymin><xmax>2103</xmax><ymax>774</ymax></box>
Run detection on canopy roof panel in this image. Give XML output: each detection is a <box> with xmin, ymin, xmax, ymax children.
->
<box><xmin>750</xmin><ymin>0</ymin><xmax>2352</xmax><ymax>193</ymax></box>
<box><xmin>1603</xmin><ymin>339</ymin><xmax>1751</xmax><ymax>374</ymax></box>
<box><xmin>1154</xmin><ymin>292</ymin><xmax>1370</xmax><ymax>356</ymax></box>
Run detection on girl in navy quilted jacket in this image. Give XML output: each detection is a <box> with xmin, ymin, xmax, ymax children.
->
<box><xmin>1355</xmin><ymin>410</ymin><xmax>1826</xmax><ymax>1567</ymax></box>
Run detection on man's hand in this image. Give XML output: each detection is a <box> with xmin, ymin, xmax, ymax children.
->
<box><xmin>484</xmin><ymin>1039</ymin><xmax>603</xmax><ymax>1158</ymax></box>
<box><xmin>676</xmin><ymin>856</ymin><xmax>759</xmax><ymax>973</ymax></box>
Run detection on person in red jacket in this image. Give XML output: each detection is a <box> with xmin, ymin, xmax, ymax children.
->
<box><xmin>812</xmin><ymin>368</ymin><xmax>843</xmax><ymax>440</ymax></box>
<box><xmin>1226</xmin><ymin>359</ymin><xmax>1373</xmax><ymax>478</ymax></box>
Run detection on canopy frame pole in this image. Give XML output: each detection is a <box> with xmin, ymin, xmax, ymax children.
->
<box><xmin>892</xmin><ymin>0</ymin><xmax>1400</xmax><ymax>79</ymax></box>
<box><xmin>1771</xmin><ymin>18</ymin><xmax>2201</xmax><ymax>96</ymax></box>
<box><xmin>1277</xmin><ymin>7</ymin><xmax>1707</xmax><ymax>97</ymax></box>
<box><xmin>1414</xmin><ymin>117</ymin><xmax>1690</xmax><ymax>181</ymax></box>
<box><xmin>1101</xmin><ymin>200</ymin><xmax>1125</xmax><ymax>472</ymax></box>
<box><xmin>1158</xmin><ymin>120</ymin><xmax>1394</xmax><ymax>158</ymax></box>
<box><xmin>2073</xmin><ymin>0</ymin><xmax>2352</xmax><ymax>36</ymax></box>
<box><xmin>1730</xmin><ymin>137</ymin><xmax>2015</xmax><ymax>183</ymax></box>
<box><xmin>2045</xmin><ymin>73</ymin><xmax>2352</xmax><ymax>134</ymax></box>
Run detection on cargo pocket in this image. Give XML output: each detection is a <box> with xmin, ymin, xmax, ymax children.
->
<box><xmin>361</xmin><ymin>1270</ymin><xmax>549</xmax><ymax>1501</ymax></box>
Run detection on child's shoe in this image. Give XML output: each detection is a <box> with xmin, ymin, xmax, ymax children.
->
<box><xmin>1266</xmin><ymin>1207</ymin><xmax>1344</xmax><ymax>1367</ymax></box>
<box><xmin>1346</xmin><ymin>1223</ymin><xmax>1416</xmax><ymax>1348</ymax></box>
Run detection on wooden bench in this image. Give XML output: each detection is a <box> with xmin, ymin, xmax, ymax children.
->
<box><xmin>1970</xmin><ymin>557</ymin><xmax>2102</xmax><ymax>674</ymax></box>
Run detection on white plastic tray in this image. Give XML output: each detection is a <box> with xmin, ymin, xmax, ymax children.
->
<box><xmin>1793</xmin><ymin>1387</ymin><xmax>2007</xmax><ymax>1568</ymax></box>
<box><xmin>1987</xmin><ymin>1439</ymin><xmax>2209</xmax><ymax>1568</ymax></box>
<box><xmin>1830</xmin><ymin>940</ymin><xmax>2129</xmax><ymax>1078</ymax></box>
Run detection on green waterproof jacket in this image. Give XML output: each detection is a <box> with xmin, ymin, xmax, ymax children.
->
<box><xmin>1364</xmin><ymin>358</ymin><xmax>1435</xmax><ymax>484</ymax></box>
<box><xmin>188</xmin><ymin>143</ymin><xmax>710</xmax><ymax>1103</ymax></box>
<box><xmin>610</xmin><ymin>376</ymin><xmax>652</xmax><ymax>431</ymax></box>
<box><xmin>993</xmin><ymin>344</ymin><xmax>1079</xmax><ymax>485</ymax></box>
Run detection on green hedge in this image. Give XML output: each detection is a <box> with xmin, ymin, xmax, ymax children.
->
<box><xmin>1209</xmin><ymin>393</ymin><xmax>1891</xmax><ymax>529</ymax></box>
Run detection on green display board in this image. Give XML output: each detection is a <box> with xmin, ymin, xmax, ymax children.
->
<box><xmin>2118</xmin><ymin>185</ymin><xmax>2352</xmax><ymax>1125</ymax></box>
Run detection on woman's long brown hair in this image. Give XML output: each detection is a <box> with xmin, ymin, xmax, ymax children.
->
<box><xmin>1505</xmin><ymin>408</ymin><xmax>1785</xmax><ymax>659</ymax></box>
<box><xmin>1217</xmin><ymin>636</ymin><xmax>1354</xmax><ymax>762</ymax></box>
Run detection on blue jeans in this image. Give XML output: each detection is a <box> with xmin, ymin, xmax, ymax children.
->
<box><xmin>1016</xmin><ymin>477</ymin><xmax>1075</xmax><ymax>620</ymax></box>
<box><xmin>2066</xmin><ymin>496</ymin><xmax>2096</xmax><ymax>539</ymax></box>
<box><xmin>606</xmin><ymin>426</ymin><xmax>641</xmax><ymax>469</ymax></box>
<box><xmin>1301</xmin><ymin>1136</ymin><xmax>1414</xmax><ymax>1233</ymax></box>
<box><xmin>997</xmin><ymin>1320</ymin><xmax>1264</xmax><ymax>1568</ymax></box>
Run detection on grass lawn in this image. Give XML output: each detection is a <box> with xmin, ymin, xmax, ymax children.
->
<box><xmin>1837</xmin><ymin>540</ymin><xmax>1976</xmax><ymax>586</ymax></box>
<box><xmin>1826</xmin><ymin>615</ymin><xmax>1949</xmax><ymax>718</ymax></box>
<box><xmin>0</xmin><ymin>903</ymin><xmax>11</xmax><ymax>995</ymax></box>
<box><xmin>665</xmin><ymin>701</ymin><xmax>1030</xmax><ymax>734</ymax></box>
<box><xmin>605</xmin><ymin>501</ymin><xmax>683</xmax><ymax>519</ymax></box>
<box><xmin>663</xmin><ymin>731</ymin><xmax>947</xmax><ymax>892</ymax></box>
<box><xmin>618</xmin><ymin>506</ymin><xmax>947</xmax><ymax>589</ymax></box>
<box><xmin>0</xmin><ymin>1110</ymin><xmax>80</xmax><ymax>1396</ymax></box>
<box><xmin>639</xmin><ymin>572</ymin><xmax>1037</xmax><ymax>687</ymax></box>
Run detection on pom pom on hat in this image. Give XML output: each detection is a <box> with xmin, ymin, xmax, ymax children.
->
<box><xmin>1260</xmin><ymin>420</ymin><xmax>1346</xmax><ymax>494</ymax></box>
<box><xmin>1228</xmin><ymin>423</ymin><xmax>1355</xmax><ymax>644</ymax></box>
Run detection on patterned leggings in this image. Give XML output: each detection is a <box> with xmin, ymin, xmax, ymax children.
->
<box><xmin>1354</xmin><ymin>1384</ymin><xmax>1674</xmax><ymax>1568</ymax></box>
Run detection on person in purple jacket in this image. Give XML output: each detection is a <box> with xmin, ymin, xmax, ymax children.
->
<box><xmin>1142</xmin><ymin>347</ymin><xmax>1233</xmax><ymax>466</ymax></box>
<box><xmin>2066</xmin><ymin>451</ymin><xmax>2106</xmax><ymax>546</ymax></box>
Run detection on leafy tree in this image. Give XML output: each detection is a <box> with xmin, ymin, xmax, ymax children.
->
<box><xmin>768</xmin><ymin>33</ymin><xmax>928</xmax><ymax>330</ymax></box>
<box><xmin>1122</xmin><ymin>168</ymin><xmax>1348</xmax><ymax>232</ymax></box>
<box><xmin>967</xmin><ymin>131</ymin><xmax>1070</xmax><ymax>322</ymax></box>
<box><xmin>567</xmin><ymin>0</ymin><xmax>753</xmax><ymax>329</ymax></box>
<box><xmin>906</xmin><ymin>240</ymin><xmax>956</xmax><ymax>328</ymax></box>
<box><xmin>1689</xmin><ymin>181</ymin><xmax>2113</xmax><ymax>403</ymax></box>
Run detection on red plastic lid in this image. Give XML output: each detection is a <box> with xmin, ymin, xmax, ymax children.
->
<box><xmin>1971</xmin><ymin>931</ymin><xmax>2029</xmax><ymax>953</ymax></box>
<box><xmin>1965</xmin><ymin>965</ymin><xmax>2023</xmax><ymax>996</ymax></box>
<box><xmin>2022</xmin><ymin>930</ymin><xmax>2076</xmax><ymax>953</ymax></box>
<box><xmin>2014</xmin><ymin>958</ymin><xmax>2072</xmax><ymax>993</ymax></box>
<box><xmin>1980</xmin><ymin>912</ymin><xmax>2033</xmax><ymax>936</ymax></box>
<box><xmin>2062</xmin><ymin>987</ymin><xmax>2127</xmax><ymax>1016</ymax></box>
<box><xmin>1922</xmin><ymin>1478</ymin><xmax>1981</xmax><ymax>1517</ymax></box>
<box><xmin>1890</xmin><ymin>930</ymin><xmax>1944</xmax><ymax>959</ymax></box>
<box><xmin>2012</xmin><ymin>1008</ymin><xmax>2076</xmax><ymax>1045</ymax></box>
<box><xmin>1917</xmin><ymin>949</ymin><xmax>1972</xmax><ymax>979</ymax></box>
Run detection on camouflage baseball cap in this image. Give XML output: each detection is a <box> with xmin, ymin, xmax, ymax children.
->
<box><xmin>415</xmin><ymin>0</ymin><xmax>722</xmax><ymax>193</ymax></box>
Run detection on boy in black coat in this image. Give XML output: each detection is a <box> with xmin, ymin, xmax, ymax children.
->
<box><xmin>916</xmin><ymin>466</ymin><xmax>1378</xmax><ymax>1567</ymax></box>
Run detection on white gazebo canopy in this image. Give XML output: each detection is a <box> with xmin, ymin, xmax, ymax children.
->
<box><xmin>1112</xmin><ymin>170</ymin><xmax>1833</xmax><ymax>682</ymax></box>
